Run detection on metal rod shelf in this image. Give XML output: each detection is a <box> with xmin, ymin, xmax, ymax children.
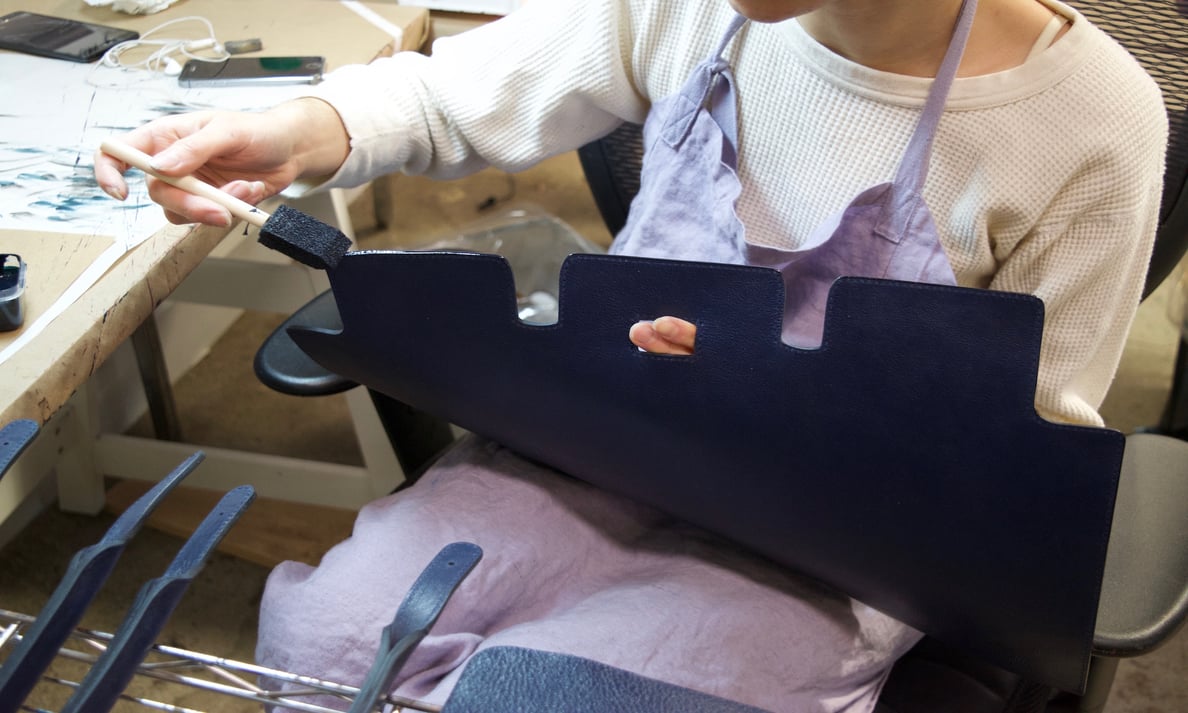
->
<box><xmin>0</xmin><ymin>610</ymin><xmax>439</xmax><ymax>713</ymax></box>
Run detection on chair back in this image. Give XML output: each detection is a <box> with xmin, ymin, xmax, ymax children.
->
<box><xmin>1066</xmin><ymin>0</ymin><xmax>1188</xmax><ymax>297</ymax></box>
<box><xmin>576</xmin><ymin>123</ymin><xmax>643</xmax><ymax>237</ymax></box>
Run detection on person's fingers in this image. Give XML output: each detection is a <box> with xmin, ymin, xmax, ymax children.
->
<box><xmin>95</xmin><ymin>130</ymin><xmax>164</xmax><ymax>198</ymax></box>
<box><xmin>149</xmin><ymin>133</ymin><xmax>223</xmax><ymax>176</ymax></box>
<box><xmin>94</xmin><ymin>114</ymin><xmax>214</xmax><ymax>198</ymax></box>
<box><xmin>147</xmin><ymin>178</ymin><xmax>232</xmax><ymax>227</ymax></box>
<box><xmin>146</xmin><ymin>114</ymin><xmax>239</xmax><ymax>177</ymax></box>
<box><xmin>629</xmin><ymin>318</ymin><xmax>696</xmax><ymax>355</ymax></box>
<box><xmin>162</xmin><ymin>208</ymin><xmax>198</xmax><ymax>226</ymax></box>
<box><xmin>222</xmin><ymin>179</ymin><xmax>268</xmax><ymax>204</ymax></box>
<box><xmin>148</xmin><ymin>179</ymin><xmax>266</xmax><ymax>226</ymax></box>
<box><xmin>629</xmin><ymin>321</ymin><xmax>659</xmax><ymax>350</ymax></box>
<box><xmin>93</xmin><ymin>149</ymin><xmax>130</xmax><ymax>200</ymax></box>
<box><xmin>652</xmin><ymin>316</ymin><xmax>697</xmax><ymax>351</ymax></box>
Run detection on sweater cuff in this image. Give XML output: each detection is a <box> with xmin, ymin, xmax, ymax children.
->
<box><xmin>300</xmin><ymin>54</ymin><xmax>429</xmax><ymax>189</ymax></box>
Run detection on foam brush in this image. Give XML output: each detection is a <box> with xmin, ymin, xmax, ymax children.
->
<box><xmin>98</xmin><ymin>139</ymin><xmax>351</xmax><ymax>269</ymax></box>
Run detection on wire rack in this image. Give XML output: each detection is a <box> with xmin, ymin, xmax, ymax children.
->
<box><xmin>0</xmin><ymin>610</ymin><xmax>438</xmax><ymax>713</ymax></box>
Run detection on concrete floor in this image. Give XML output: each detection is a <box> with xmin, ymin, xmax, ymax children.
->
<box><xmin>1</xmin><ymin>151</ymin><xmax>1186</xmax><ymax>711</ymax></box>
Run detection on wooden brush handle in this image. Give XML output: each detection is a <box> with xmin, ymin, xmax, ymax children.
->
<box><xmin>99</xmin><ymin>139</ymin><xmax>270</xmax><ymax>228</ymax></box>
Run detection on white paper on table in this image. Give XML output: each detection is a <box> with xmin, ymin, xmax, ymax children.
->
<box><xmin>0</xmin><ymin>53</ymin><xmax>315</xmax><ymax>365</ymax></box>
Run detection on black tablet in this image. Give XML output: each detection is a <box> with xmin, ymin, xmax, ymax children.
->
<box><xmin>0</xmin><ymin>11</ymin><xmax>139</xmax><ymax>63</ymax></box>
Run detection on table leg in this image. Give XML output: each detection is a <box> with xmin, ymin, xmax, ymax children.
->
<box><xmin>54</xmin><ymin>388</ymin><xmax>104</xmax><ymax>515</ymax></box>
<box><xmin>130</xmin><ymin>314</ymin><xmax>183</xmax><ymax>442</ymax></box>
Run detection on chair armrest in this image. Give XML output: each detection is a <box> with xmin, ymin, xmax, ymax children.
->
<box><xmin>253</xmin><ymin>289</ymin><xmax>357</xmax><ymax>397</ymax></box>
<box><xmin>1093</xmin><ymin>432</ymin><xmax>1188</xmax><ymax>656</ymax></box>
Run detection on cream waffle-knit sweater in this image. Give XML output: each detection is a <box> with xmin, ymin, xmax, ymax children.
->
<box><xmin>311</xmin><ymin>0</ymin><xmax>1167</xmax><ymax>427</ymax></box>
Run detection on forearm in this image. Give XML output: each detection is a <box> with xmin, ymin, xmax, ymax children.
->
<box><xmin>306</xmin><ymin>0</ymin><xmax>647</xmax><ymax>188</ymax></box>
<box><xmin>265</xmin><ymin>98</ymin><xmax>351</xmax><ymax>180</ymax></box>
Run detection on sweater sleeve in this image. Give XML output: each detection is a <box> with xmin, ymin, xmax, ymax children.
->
<box><xmin>307</xmin><ymin>0</ymin><xmax>647</xmax><ymax>188</ymax></box>
<box><xmin>986</xmin><ymin>116</ymin><xmax>1167</xmax><ymax>427</ymax></box>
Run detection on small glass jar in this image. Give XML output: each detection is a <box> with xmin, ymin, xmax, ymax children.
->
<box><xmin>0</xmin><ymin>253</ymin><xmax>27</xmax><ymax>332</ymax></box>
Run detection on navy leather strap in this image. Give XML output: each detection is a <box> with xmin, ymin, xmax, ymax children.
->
<box><xmin>59</xmin><ymin>485</ymin><xmax>256</xmax><ymax>713</ymax></box>
<box><xmin>442</xmin><ymin>646</ymin><xmax>770</xmax><ymax>713</ymax></box>
<box><xmin>0</xmin><ymin>451</ymin><xmax>205</xmax><ymax>713</ymax></box>
<box><xmin>0</xmin><ymin>419</ymin><xmax>38</xmax><ymax>482</ymax></box>
<box><xmin>348</xmin><ymin>542</ymin><xmax>483</xmax><ymax>713</ymax></box>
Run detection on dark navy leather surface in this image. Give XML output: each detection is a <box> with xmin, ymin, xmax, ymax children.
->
<box><xmin>60</xmin><ymin>485</ymin><xmax>255</xmax><ymax>713</ymax></box>
<box><xmin>0</xmin><ymin>419</ymin><xmax>37</xmax><ymax>481</ymax></box>
<box><xmin>442</xmin><ymin>646</ymin><xmax>770</xmax><ymax>713</ymax></box>
<box><xmin>0</xmin><ymin>452</ymin><xmax>204</xmax><ymax>713</ymax></box>
<box><xmin>290</xmin><ymin>250</ymin><xmax>1124</xmax><ymax>693</ymax></box>
<box><xmin>348</xmin><ymin>542</ymin><xmax>482</xmax><ymax>713</ymax></box>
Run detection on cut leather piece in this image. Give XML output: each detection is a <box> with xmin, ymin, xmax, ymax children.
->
<box><xmin>0</xmin><ymin>419</ymin><xmax>37</xmax><ymax>481</ymax></box>
<box><xmin>348</xmin><ymin>542</ymin><xmax>483</xmax><ymax>713</ymax></box>
<box><xmin>290</xmin><ymin>250</ymin><xmax>1123</xmax><ymax>694</ymax></box>
<box><xmin>441</xmin><ymin>646</ymin><xmax>770</xmax><ymax>713</ymax></box>
<box><xmin>60</xmin><ymin>485</ymin><xmax>256</xmax><ymax>713</ymax></box>
<box><xmin>0</xmin><ymin>451</ymin><xmax>205</xmax><ymax>713</ymax></box>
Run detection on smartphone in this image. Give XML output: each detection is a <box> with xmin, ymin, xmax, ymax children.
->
<box><xmin>0</xmin><ymin>11</ymin><xmax>138</xmax><ymax>63</ymax></box>
<box><xmin>178</xmin><ymin>56</ymin><xmax>325</xmax><ymax>88</ymax></box>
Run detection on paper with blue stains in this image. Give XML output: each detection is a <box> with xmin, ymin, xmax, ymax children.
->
<box><xmin>0</xmin><ymin>52</ymin><xmax>317</xmax><ymax>365</ymax></box>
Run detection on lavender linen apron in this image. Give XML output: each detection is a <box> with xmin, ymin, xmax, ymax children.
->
<box><xmin>612</xmin><ymin>0</ymin><xmax>976</xmax><ymax>347</ymax></box>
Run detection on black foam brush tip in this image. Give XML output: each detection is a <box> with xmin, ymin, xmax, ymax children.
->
<box><xmin>257</xmin><ymin>204</ymin><xmax>352</xmax><ymax>271</ymax></box>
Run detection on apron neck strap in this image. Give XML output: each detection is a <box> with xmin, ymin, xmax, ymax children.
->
<box><xmin>708</xmin><ymin>14</ymin><xmax>748</xmax><ymax>160</ymax></box>
<box><xmin>894</xmin><ymin>0</ymin><xmax>978</xmax><ymax>192</ymax></box>
<box><xmin>716</xmin><ymin>13</ymin><xmax>748</xmax><ymax>59</ymax></box>
<box><xmin>663</xmin><ymin>14</ymin><xmax>747</xmax><ymax>158</ymax></box>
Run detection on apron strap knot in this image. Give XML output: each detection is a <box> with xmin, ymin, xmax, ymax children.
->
<box><xmin>661</xmin><ymin>14</ymin><xmax>747</xmax><ymax>157</ymax></box>
<box><xmin>661</xmin><ymin>61</ymin><xmax>732</xmax><ymax>143</ymax></box>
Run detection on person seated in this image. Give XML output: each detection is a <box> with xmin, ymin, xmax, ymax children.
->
<box><xmin>94</xmin><ymin>1</ymin><xmax>1166</xmax><ymax>710</ymax></box>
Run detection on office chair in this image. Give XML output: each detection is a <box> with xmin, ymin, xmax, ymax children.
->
<box><xmin>254</xmin><ymin>2</ymin><xmax>1188</xmax><ymax>711</ymax></box>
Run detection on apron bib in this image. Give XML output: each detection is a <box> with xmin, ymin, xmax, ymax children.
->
<box><xmin>610</xmin><ymin>0</ymin><xmax>977</xmax><ymax>347</ymax></box>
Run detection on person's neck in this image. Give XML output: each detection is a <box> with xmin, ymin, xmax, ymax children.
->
<box><xmin>797</xmin><ymin>0</ymin><xmax>1058</xmax><ymax>78</ymax></box>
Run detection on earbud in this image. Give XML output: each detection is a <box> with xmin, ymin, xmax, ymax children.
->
<box><xmin>184</xmin><ymin>38</ymin><xmax>217</xmax><ymax>52</ymax></box>
<box><xmin>163</xmin><ymin>57</ymin><xmax>183</xmax><ymax>76</ymax></box>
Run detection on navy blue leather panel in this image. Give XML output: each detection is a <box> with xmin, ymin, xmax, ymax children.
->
<box><xmin>0</xmin><ymin>452</ymin><xmax>204</xmax><ymax>713</ymax></box>
<box><xmin>0</xmin><ymin>419</ymin><xmax>37</xmax><ymax>481</ymax></box>
<box><xmin>443</xmin><ymin>646</ymin><xmax>769</xmax><ymax>713</ymax></box>
<box><xmin>348</xmin><ymin>542</ymin><xmax>483</xmax><ymax>713</ymax></box>
<box><xmin>290</xmin><ymin>251</ymin><xmax>1124</xmax><ymax>694</ymax></box>
<box><xmin>60</xmin><ymin>485</ymin><xmax>256</xmax><ymax>713</ymax></box>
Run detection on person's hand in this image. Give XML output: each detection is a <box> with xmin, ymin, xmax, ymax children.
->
<box><xmin>629</xmin><ymin>316</ymin><xmax>697</xmax><ymax>355</ymax></box>
<box><xmin>93</xmin><ymin>98</ymin><xmax>350</xmax><ymax>227</ymax></box>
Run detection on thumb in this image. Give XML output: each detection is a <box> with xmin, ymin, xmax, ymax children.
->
<box><xmin>148</xmin><ymin>129</ymin><xmax>227</xmax><ymax>176</ymax></box>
